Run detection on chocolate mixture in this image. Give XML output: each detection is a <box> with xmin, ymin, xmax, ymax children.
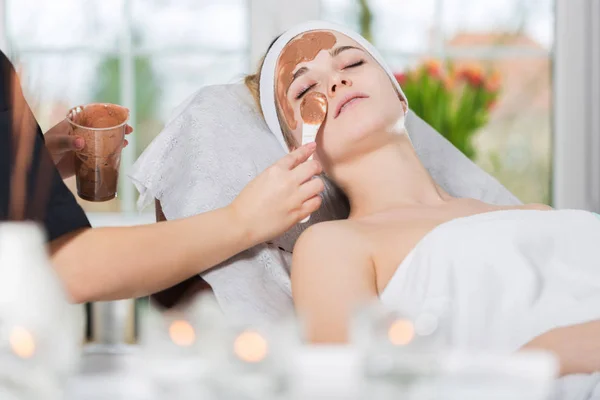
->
<box><xmin>276</xmin><ymin>31</ymin><xmax>336</xmax><ymax>130</ymax></box>
<box><xmin>300</xmin><ymin>92</ymin><xmax>328</xmax><ymax>125</ymax></box>
<box><xmin>67</xmin><ymin>104</ymin><xmax>129</xmax><ymax>202</ymax></box>
<box><xmin>70</xmin><ymin>104</ymin><xmax>128</xmax><ymax>130</ymax></box>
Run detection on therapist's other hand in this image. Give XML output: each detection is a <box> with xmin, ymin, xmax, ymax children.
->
<box><xmin>230</xmin><ymin>142</ymin><xmax>324</xmax><ymax>245</ymax></box>
<box><xmin>45</xmin><ymin>119</ymin><xmax>133</xmax><ymax>179</ymax></box>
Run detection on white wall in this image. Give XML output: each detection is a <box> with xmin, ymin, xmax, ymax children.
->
<box><xmin>553</xmin><ymin>0</ymin><xmax>600</xmax><ymax>212</ymax></box>
<box><xmin>250</xmin><ymin>0</ymin><xmax>320</xmax><ymax>68</ymax></box>
<box><xmin>0</xmin><ymin>0</ymin><xmax>9</xmax><ymax>54</ymax></box>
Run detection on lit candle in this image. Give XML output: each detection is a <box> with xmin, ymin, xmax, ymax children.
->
<box><xmin>387</xmin><ymin>319</ymin><xmax>415</xmax><ymax>347</ymax></box>
<box><xmin>9</xmin><ymin>326</ymin><xmax>36</xmax><ymax>359</ymax></box>
<box><xmin>168</xmin><ymin>320</ymin><xmax>196</xmax><ymax>347</ymax></box>
<box><xmin>351</xmin><ymin>302</ymin><xmax>449</xmax><ymax>399</ymax></box>
<box><xmin>0</xmin><ymin>223</ymin><xmax>81</xmax><ymax>398</ymax></box>
<box><xmin>137</xmin><ymin>294</ymin><xmax>228</xmax><ymax>399</ymax></box>
<box><xmin>233</xmin><ymin>330</ymin><xmax>269</xmax><ymax>364</ymax></box>
<box><xmin>214</xmin><ymin>322</ymin><xmax>297</xmax><ymax>400</ymax></box>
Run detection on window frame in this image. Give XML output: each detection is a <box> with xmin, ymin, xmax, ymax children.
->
<box><xmin>1</xmin><ymin>0</ymin><xmax>566</xmax><ymax>217</ymax></box>
<box><xmin>3</xmin><ymin>0</ymin><xmax>326</xmax><ymax>219</ymax></box>
<box><xmin>553</xmin><ymin>0</ymin><xmax>600</xmax><ymax>212</ymax></box>
<box><xmin>2</xmin><ymin>0</ymin><xmax>255</xmax><ymax>221</ymax></box>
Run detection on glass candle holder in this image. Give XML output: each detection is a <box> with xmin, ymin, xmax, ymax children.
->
<box><xmin>211</xmin><ymin>314</ymin><xmax>301</xmax><ymax>400</ymax></box>
<box><xmin>137</xmin><ymin>293</ymin><xmax>227</xmax><ymax>400</ymax></box>
<box><xmin>351</xmin><ymin>301</ymin><xmax>449</xmax><ymax>399</ymax></box>
<box><xmin>0</xmin><ymin>223</ymin><xmax>82</xmax><ymax>399</ymax></box>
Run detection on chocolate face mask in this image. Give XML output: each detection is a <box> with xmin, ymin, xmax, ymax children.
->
<box><xmin>259</xmin><ymin>21</ymin><xmax>410</xmax><ymax>154</ymax></box>
<box><xmin>300</xmin><ymin>92</ymin><xmax>328</xmax><ymax>125</ymax></box>
<box><xmin>275</xmin><ymin>31</ymin><xmax>336</xmax><ymax>131</ymax></box>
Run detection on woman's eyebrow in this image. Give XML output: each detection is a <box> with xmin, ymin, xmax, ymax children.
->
<box><xmin>330</xmin><ymin>45</ymin><xmax>363</xmax><ymax>57</ymax></box>
<box><xmin>286</xmin><ymin>46</ymin><xmax>363</xmax><ymax>94</ymax></box>
<box><xmin>287</xmin><ymin>67</ymin><xmax>309</xmax><ymax>94</ymax></box>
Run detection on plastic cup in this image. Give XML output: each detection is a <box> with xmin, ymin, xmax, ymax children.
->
<box><xmin>66</xmin><ymin>103</ymin><xmax>129</xmax><ymax>202</ymax></box>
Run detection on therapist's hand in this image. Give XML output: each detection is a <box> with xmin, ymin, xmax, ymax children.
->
<box><xmin>229</xmin><ymin>142</ymin><xmax>325</xmax><ymax>245</ymax></box>
<box><xmin>44</xmin><ymin>119</ymin><xmax>133</xmax><ymax>179</ymax></box>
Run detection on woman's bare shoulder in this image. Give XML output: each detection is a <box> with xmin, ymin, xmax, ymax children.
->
<box><xmin>292</xmin><ymin>220</ymin><xmax>371</xmax><ymax>268</ymax></box>
<box><xmin>294</xmin><ymin>220</ymin><xmax>364</xmax><ymax>252</ymax></box>
<box><xmin>292</xmin><ymin>219</ymin><xmax>374</xmax><ymax>292</ymax></box>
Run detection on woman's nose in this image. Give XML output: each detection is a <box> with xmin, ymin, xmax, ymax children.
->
<box><xmin>329</xmin><ymin>77</ymin><xmax>353</xmax><ymax>97</ymax></box>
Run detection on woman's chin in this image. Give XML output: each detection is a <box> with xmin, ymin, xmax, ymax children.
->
<box><xmin>343</xmin><ymin>122</ymin><xmax>387</xmax><ymax>141</ymax></box>
<box><xmin>321</xmin><ymin>119</ymin><xmax>398</xmax><ymax>159</ymax></box>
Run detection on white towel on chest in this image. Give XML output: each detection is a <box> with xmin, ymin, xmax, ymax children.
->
<box><xmin>381</xmin><ymin>209</ymin><xmax>600</xmax><ymax>348</ymax></box>
<box><xmin>380</xmin><ymin>209</ymin><xmax>600</xmax><ymax>399</ymax></box>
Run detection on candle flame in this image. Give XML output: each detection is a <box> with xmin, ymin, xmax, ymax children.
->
<box><xmin>10</xmin><ymin>326</ymin><xmax>36</xmax><ymax>359</ymax></box>
<box><xmin>168</xmin><ymin>320</ymin><xmax>195</xmax><ymax>347</ymax></box>
<box><xmin>233</xmin><ymin>330</ymin><xmax>268</xmax><ymax>363</ymax></box>
<box><xmin>387</xmin><ymin>319</ymin><xmax>415</xmax><ymax>346</ymax></box>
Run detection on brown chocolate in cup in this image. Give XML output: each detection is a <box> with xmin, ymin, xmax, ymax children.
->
<box><xmin>67</xmin><ymin>103</ymin><xmax>129</xmax><ymax>202</ymax></box>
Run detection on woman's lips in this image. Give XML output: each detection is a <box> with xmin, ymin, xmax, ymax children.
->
<box><xmin>334</xmin><ymin>94</ymin><xmax>369</xmax><ymax>118</ymax></box>
<box><xmin>339</xmin><ymin>97</ymin><xmax>365</xmax><ymax>116</ymax></box>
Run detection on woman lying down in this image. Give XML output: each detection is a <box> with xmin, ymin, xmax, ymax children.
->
<box><xmin>245</xmin><ymin>21</ymin><xmax>600</xmax><ymax>381</ymax></box>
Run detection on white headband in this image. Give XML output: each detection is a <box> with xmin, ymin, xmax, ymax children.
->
<box><xmin>259</xmin><ymin>20</ymin><xmax>409</xmax><ymax>153</ymax></box>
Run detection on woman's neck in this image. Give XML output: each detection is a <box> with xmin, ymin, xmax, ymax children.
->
<box><xmin>331</xmin><ymin>133</ymin><xmax>452</xmax><ymax>219</ymax></box>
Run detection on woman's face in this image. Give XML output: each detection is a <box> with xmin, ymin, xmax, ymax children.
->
<box><xmin>275</xmin><ymin>30</ymin><xmax>407</xmax><ymax>166</ymax></box>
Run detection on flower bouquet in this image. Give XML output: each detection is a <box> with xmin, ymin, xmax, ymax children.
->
<box><xmin>395</xmin><ymin>60</ymin><xmax>501</xmax><ymax>159</ymax></box>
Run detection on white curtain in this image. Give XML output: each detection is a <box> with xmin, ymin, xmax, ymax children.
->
<box><xmin>553</xmin><ymin>0</ymin><xmax>600</xmax><ymax>212</ymax></box>
<box><xmin>0</xmin><ymin>0</ymin><xmax>9</xmax><ymax>54</ymax></box>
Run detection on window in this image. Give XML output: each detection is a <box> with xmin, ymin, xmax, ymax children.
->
<box><xmin>4</xmin><ymin>0</ymin><xmax>251</xmax><ymax>342</ymax></box>
<box><xmin>322</xmin><ymin>0</ymin><xmax>554</xmax><ymax>204</ymax></box>
<box><xmin>5</xmin><ymin>0</ymin><xmax>250</xmax><ymax>214</ymax></box>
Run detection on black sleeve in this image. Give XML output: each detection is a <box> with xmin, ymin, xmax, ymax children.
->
<box><xmin>0</xmin><ymin>51</ymin><xmax>90</xmax><ymax>241</ymax></box>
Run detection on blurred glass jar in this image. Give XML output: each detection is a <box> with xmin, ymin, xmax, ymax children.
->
<box><xmin>136</xmin><ymin>293</ymin><xmax>227</xmax><ymax>400</ymax></box>
<box><xmin>351</xmin><ymin>301</ymin><xmax>450</xmax><ymax>400</ymax></box>
<box><xmin>0</xmin><ymin>222</ymin><xmax>83</xmax><ymax>400</ymax></box>
<box><xmin>210</xmin><ymin>315</ymin><xmax>301</xmax><ymax>400</ymax></box>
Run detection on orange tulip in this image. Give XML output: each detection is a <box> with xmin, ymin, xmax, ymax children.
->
<box><xmin>486</xmin><ymin>71</ymin><xmax>502</xmax><ymax>92</ymax></box>
<box><xmin>443</xmin><ymin>75</ymin><xmax>455</xmax><ymax>90</ymax></box>
<box><xmin>424</xmin><ymin>59</ymin><xmax>442</xmax><ymax>79</ymax></box>
<box><xmin>455</xmin><ymin>65</ymin><xmax>484</xmax><ymax>87</ymax></box>
<box><xmin>469</xmin><ymin>73</ymin><xmax>484</xmax><ymax>87</ymax></box>
<box><xmin>455</xmin><ymin>67</ymin><xmax>469</xmax><ymax>82</ymax></box>
<box><xmin>394</xmin><ymin>72</ymin><xmax>407</xmax><ymax>85</ymax></box>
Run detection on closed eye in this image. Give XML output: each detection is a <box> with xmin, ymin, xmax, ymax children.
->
<box><xmin>344</xmin><ymin>60</ymin><xmax>365</xmax><ymax>69</ymax></box>
<box><xmin>294</xmin><ymin>60</ymin><xmax>364</xmax><ymax>99</ymax></box>
<box><xmin>295</xmin><ymin>83</ymin><xmax>317</xmax><ymax>100</ymax></box>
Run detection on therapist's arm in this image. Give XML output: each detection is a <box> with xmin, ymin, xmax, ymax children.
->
<box><xmin>0</xmin><ymin>50</ymin><xmax>323</xmax><ymax>303</ymax></box>
<box><xmin>51</xmin><ymin>143</ymin><xmax>324</xmax><ymax>303</ymax></box>
<box><xmin>50</xmin><ymin>205</ymin><xmax>249</xmax><ymax>302</ymax></box>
